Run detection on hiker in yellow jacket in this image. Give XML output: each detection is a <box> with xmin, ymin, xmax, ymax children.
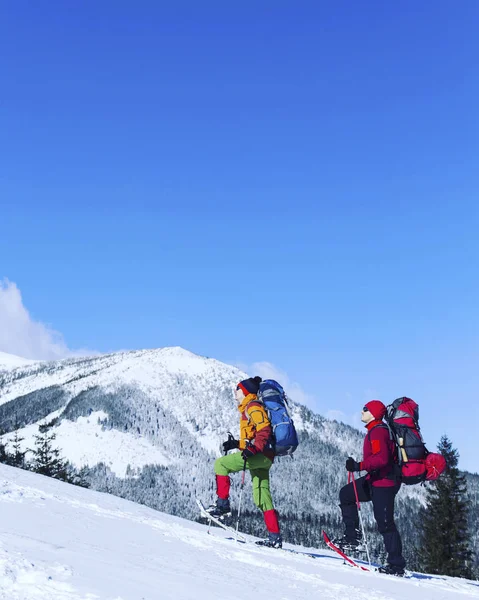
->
<box><xmin>206</xmin><ymin>376</ymin><xmax>282</xmax><ymax>548</ymax></box>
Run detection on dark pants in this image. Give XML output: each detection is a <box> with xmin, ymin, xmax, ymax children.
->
<box><xmin>339</xmin><ymin>476</ymin><xmax>405</xmax><ymax>568</ymax></box>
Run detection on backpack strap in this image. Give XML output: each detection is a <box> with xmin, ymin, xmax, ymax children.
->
<box><xmin>366</xmin><ymin>422</ymin><xmax>400</xmax><ymax>480</ymax></box>
<box><xmin>244</xmin><ymin>400</ymin><xmax>274</xmax><ymax>451</ymax></box>
<box><xmin>366</xmin><ymin>422</ymin><xmax>391</xmax><ymax>443</ymax></box>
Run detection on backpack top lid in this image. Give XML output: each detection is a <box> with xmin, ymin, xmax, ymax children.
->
<box><xmin>387</xmin><ymin>397</ymin><xmax>419</xmax><ymax>429</ymax></box>
<box><xmin>259</xmin><ymin>379</ymin><xmax>285</xmax><ymax>395</ymax></box>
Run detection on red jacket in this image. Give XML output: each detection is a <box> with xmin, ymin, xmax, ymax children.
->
<box><xmin>360</xmin><ymin>420</ymin><xmax>396</xmax><ymax>487</ymax></box>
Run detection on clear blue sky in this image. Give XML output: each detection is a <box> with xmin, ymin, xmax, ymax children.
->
<box><xmin>1</xmin><ymin>2</ymin><xmax>478</xmax><ymax>471</ymax></box>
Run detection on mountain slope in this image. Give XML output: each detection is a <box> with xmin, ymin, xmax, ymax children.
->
<box><xmin>0</xmin><ymin>347</ymin><xmax>477</xmax><ymax>567</ymax></box>
<box><xmin>0</xmin><ymin>347</ymin><xmax>377</xmax><ymax>520</ymax></box>
<box><xmin>1</xmin><ymin>463</ymin><xmax>477</xmax><ymax>600</ymax></box>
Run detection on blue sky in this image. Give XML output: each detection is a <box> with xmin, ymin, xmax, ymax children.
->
<box><xmin>1</xmin><ymin>1</ymin><xmax>478</xmax><ymax>471</ymax></box>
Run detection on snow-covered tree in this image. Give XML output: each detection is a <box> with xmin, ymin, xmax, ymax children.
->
<box><xmin>31</xmin><ymin>421</ymin><xmax>70</xmax><ymax>481</ymax></box>
<box><xmin>418</xmin><ymin>435</ymin><xmax>475</xmax><ymax>579</ymax></box>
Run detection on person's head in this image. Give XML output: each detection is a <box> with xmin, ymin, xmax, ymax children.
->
<box><xmin>234</xmin><ymin>376</ymin><xmax>262</xmax><ymax>403</ymax></box>
<box><xmin>361</xmin><ymin>400</ymin><xmax>387</xmax><ymax>424</ymax></box>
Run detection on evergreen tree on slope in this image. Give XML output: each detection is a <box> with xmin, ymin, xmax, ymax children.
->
<box><xmin>31</xmin><ymin>421</ymin><xmax>70</xmax><ymax>481</ymax></box>
<box><xmin>11</xmin><ymin>420</ymin><xmax>28</xmax><ymax>468</ymax></box>
<box><xmin>0</xmin><ymin>428</ymin><xmax>10</xmax><ymax>465</ymax></box>
<box><xmin>418</xmin><ymin>435</ymin><xmax>475</xmax><ymax>579</ymax></box>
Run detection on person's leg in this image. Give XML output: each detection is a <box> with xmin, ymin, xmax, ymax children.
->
<box><xmin>209</xmin><ymin>452</ymin><xmax>248</xmax><ymax>515</ymax></box>
<box><xmin>339</xmin><ymin>476</ymin><xmax>371</xmax><ymax>541</ymax></box>
<box><xmin>248</xmin><ymin>456</ymin><xmax>281</xmax><ymax>546</ymax></box>
<box><xmin>215</xmin><ymin>452</ymin><xmax>249</xmax><ymax>477</ymax></box>
<box><xmin>371</xmin><ymin>485</ymin><xmax>406</xmax><ymax>570</ymax></box>
<box><xmin>248</xmin><ymin>455</ymin><xmax>274</xmax><ymax>513</ymax></box>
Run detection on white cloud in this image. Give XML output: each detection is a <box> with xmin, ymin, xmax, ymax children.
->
<box><xmin>229</xmin><ymin>359</ymin><xmax>370</xmax><ymax>430</ymax></box>
<box><xmin>248</xmin><ymin>361</ymin><xmax>316</xmax><ymax>408</ymax></box>
<box><xmin>229</xmin><ymin>359</ymin><xmax>315</xmax><ymax>407</ymax></box>
<box><xmin>0</xmin><ymin>278</ymin><xmax>85</xmax><ymax>361</ymax></box>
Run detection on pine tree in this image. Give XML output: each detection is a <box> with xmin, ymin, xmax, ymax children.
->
<box><xmin>418</xmin><ymin>435</ymin><xmax>474</xmax><ymax>579</ymax></box>
<box><xmin>31</xmin><ymin>421</ymin><xmax>70</xmax><ymax>481</ymax></box>
<box><xmin>71</xmin><ymin>465</ymin><xmax>91</xmax><ymax>489</ymax></box>
<box><xmin>0</xmin><ymin>428</ymin><xmax>11</xmax><ymax>465</ymax></box>
<box><xmin>11</xmin><ymin>421</ymin><xmax>28</xmax><ymax>469</ymax></box>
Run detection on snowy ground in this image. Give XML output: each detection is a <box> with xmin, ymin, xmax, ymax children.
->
<box><xmin>0</xmin><ymin>464</ymin><xmax>478</xmax><ymax>600</ymax></box>
<box><xmin>0</xmin><ymin>351</ymin><xmax>37</xmax><ymax>369</ymax></box>
<box><xmin>2</xmin><ymin>411</ymin><xmax>169</xmax><ymax>477</ymax></box>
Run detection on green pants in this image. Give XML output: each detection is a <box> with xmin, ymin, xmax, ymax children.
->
<box><xmin>214</xmin><ymin>452</ymin><xmax>274</xmax><ymax>512</ymax></box>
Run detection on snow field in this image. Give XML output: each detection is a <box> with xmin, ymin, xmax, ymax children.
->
<box><xmin>1</xmin><ymin>464</ymin><xmax>478</xmax><ymax>600</ymax></box>
<box><xmin>0</xmin><ymin>351</ymin><xmax>37</xmax><ymax>370</ymax></box>
<box><xmin>2</xmin><ymin>411</ymin><xmax>170</xmax><ymax>477</ymax></box>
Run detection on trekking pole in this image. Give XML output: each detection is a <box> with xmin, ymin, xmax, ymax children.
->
<box><xmin>351</xmin><ymin>472</ymin><xmax>372</xmax><ymax>567</ymax></box>
<box><xmin>235</xmin><ymin>458</ymin><xmax>247</xmax><ymax>543</ymax></box>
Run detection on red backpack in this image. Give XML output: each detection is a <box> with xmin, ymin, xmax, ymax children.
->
<box><xmin>385</xmin><ymin>397</ymin><xmax>447</xmax><ymax>485</ymax></box>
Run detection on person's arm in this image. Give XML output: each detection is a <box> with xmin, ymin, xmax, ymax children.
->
<box><xmin>253</xmin><ymin>423</ymin><xmax>272</xmax><ymax>452</ymax></box>
<box><xmin>360</xmin><ymin>427</ymin><xmax>391</xmax><ymax>472</ymax></box>
<box><xmin>244</xmin><ymin>403</ymin><xmax>272</xmax><ymax>453</ymax></box>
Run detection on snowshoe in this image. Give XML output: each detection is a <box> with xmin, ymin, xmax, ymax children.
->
<box><xmin>255</xmin><ymin>533</ymin><xmax>283</xmax><ymax>549</ymax></box>
<box><xmin>377</xmin><ymin>564</ymin><xmax>405</xmax><ymax>577</ymax></box>
<box><xmin>331</xmin><ymin>533</ymin><xmax>363</xmax><ymax>554</ymax></box>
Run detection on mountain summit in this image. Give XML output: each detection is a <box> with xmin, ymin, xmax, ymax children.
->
<box><xmin>0</xmin><ymin>351</ymin><xmax>37</xmax><ymax>369</ymax></box>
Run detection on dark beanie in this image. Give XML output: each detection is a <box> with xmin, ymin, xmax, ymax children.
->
<box><xmin>237</xmin><ymin>376</ymin><xmax>262</xmax><ymax>396</ymax></box>
<box><xmin>364</xmin><ymin>400</ymin><xmax>387</xmax><ymax>421</ymax></box>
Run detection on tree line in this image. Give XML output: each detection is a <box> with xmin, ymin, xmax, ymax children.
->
<box><xmin>0</xmin><ymin>419</ymin><xmax>89</xmax><ymax>488</ymax></box>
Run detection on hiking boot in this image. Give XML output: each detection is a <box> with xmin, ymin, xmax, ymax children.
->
<box><xmin>378</xmin><ymin>564</ymin><xmax>405</xmax><ymax>577</ymax></box>
<box><xmin>205</xmin><ymin>498</ymin><xmax>231</xmax><ymax>520</ymax></box>
<box><xmin>255</xmin><ymin>532</ymin><xmax>283</xmax><ymax>549</ymax></box>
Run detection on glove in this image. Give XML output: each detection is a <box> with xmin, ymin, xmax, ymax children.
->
<box><xmin>222</xmin><ymin>436</ymin><xmax>239</xmax><ymax>454</ymax></box>
<box><xmin>346</xmin><ymin>457</ymin><xmax>361</xmax><ymax>472</ymax></box>
<box><xmin>241</xmin><ymin>445</ymin><xmax>259</xmax><ymax>461</ymax></box>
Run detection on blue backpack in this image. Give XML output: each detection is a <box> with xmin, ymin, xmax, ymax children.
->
<box><xmin>257</xmin><ymin>379</ymin><xmax>299</xmax><ymax>456</ymax></box>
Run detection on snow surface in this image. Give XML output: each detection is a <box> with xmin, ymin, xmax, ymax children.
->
<box><xmin>0</xmin><ymin>464</ymin><xmax>477</xmax><ymax>600</ymax></box>
<box><xmin>0</xmin><ymin>351</ymin><xmax>37</xmax><ymax>369</ymax></box>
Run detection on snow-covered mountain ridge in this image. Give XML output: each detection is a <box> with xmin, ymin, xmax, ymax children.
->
<box><xmin>0</xmin><ymin>347</ymin><xmax>477</xmax><ymax>567</ymax></box>
<box><xmin>0</xmin><ymin>346</ymin><xmax>361</xmax><ymax>471</ymax></box>
<box><xmin>0</xmin><ymin>347</ymin><xmax>252</xmax><ymax>460</ymax></box>
<box><xmin>0</xmin><ymin>351</ymin><xmax>36</xmax><ymax>369</ymax></box>
<box><xmin>1</xmin><ymin>463</ymin><xmax>477</xmax><ymax>600</ymax></box>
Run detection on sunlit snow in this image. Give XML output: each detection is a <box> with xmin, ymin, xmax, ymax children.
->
<box><xmin>1</xmin><ymin>464</ymin><xmax>477</xmax><ymax>600</ymax></box>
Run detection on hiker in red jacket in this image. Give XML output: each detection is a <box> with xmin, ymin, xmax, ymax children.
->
<box><xmin>335</xmin><ymin>400</ymin><xmax>406</xmax><ymax>576</ymax></box>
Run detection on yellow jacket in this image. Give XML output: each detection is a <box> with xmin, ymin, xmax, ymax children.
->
<box><xmin>238</xmin><ymin>394</ymin><xmax>273</xmax><ymax>457</ymax></box>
